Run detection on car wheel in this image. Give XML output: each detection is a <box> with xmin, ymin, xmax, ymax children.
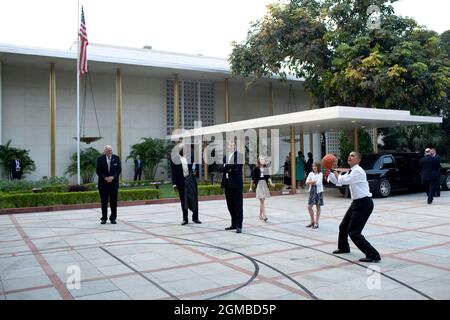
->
<box><xmin>375</xmin><ymin>178</ymin><xmax>391</xmax><ymax>198</ymax></box>
<box><xmin>443</xmin><ymin>173</ymin><xmax>450</xmax><ymax>191</ymax></box>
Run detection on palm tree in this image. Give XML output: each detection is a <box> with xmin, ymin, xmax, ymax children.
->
<box><xmin>0</xmin><ymin>140</ymin><xmax>36</xmax><ymax>179</ymax></box>
<box><xmin>126</xmin><ymin>138</ymin><xmax>171</xmax><ymax>180</ymax></box>
<box><xmin>66</xmin><ymin>147</ymin><xmax>101</xmax><ymax>183</ymax></box>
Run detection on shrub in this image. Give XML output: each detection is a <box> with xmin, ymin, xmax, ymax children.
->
<box><xmin>126</xmin><ymin>138</ymin><xmax>172</xmax><ymax>180</ymax></box>
<box><xmin>0</xmin><ymin>140</ymin><xmax>36</xmax><ymax>179</ymax></box>
<box><xmin>359</xmin><ymin>130</ymin><xmax>374</xmax><ymax>156</ymax></box>
<box><xmin>0</xmin><ymin>189</ymin><xmax>160</xmax><ymax>209</ymax></box>
<box><xmin>0</xmin><ymin>177</ymin><xmax>69</xmax><ymax>193</ymax></box>
<box><xmin>339</xmin><ymin>131</ymin><xmax>354</xmax><ymax>166</ymax></box>
<box><xmin>66</xmin><ymin>147</ymin><xmax>102</xmax><ymax>183</ymax></box>
<box><xmin>68</xmin><ymin>185</ymin><xmax>89</xmax><ymax>192</ymax></box>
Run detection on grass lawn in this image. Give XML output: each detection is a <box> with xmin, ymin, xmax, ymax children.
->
<box><xmin>159</xmin><ymin>183</ymin><xmax>177</xmax><ymax>199</ymax></box>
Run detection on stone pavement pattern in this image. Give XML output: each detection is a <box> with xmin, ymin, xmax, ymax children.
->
<box><xmin>0</xmin><ymin>189</ymin><xmax>449</xmax><ymax>300</ymax></box>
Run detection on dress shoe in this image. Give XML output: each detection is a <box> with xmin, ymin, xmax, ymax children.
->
<box><xmin>332</xmin><ymin>249</ymin><xmax>350</xmax><ymax>254</ymax></box>
<box><xmin>236</xmin><ymin>228</ymin><xmax>242</xmax><ymax>233</ymax></box>
<box><xmin>359</xmin><ymin>257</ymin><xmax>381</xmax><ymax>263</ymax></box>
<box><xmin>225</xmin><ymin>226</ymin><xmax>236</xmax><ymax>230</ymax></box>
<box><xmin>100</xmin><ymin>220</ymin><xmax>106</xmax><ymax>225</ymax></box>
<box><xmin>181</xmin><ymin>220</ymin><xmax>188</xmax><ymax>226</ymax></box>
<box><xmin>193</xmin><ymin>220</ymin><xmax>202</xmax><ymax>224</ymax></box>
<box><xmin>110</xmin><ymin>220</ymin><xmax>117</xmax><ymax>224</ymax></box>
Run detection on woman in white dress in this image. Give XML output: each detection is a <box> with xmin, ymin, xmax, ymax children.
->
<box><xmin>249</xmin><ymin>156</ymin><xmax>275</xmax><ymax>222</ymax></box>
<box><xmin>305</xmin><ymin>162</ymin><xmax>324</xmax><ymax>229</ymax></box>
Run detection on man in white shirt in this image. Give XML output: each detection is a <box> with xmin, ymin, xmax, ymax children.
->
<box><xmin>327</xmin><ymin>151</ymin><xmax>381</xmax><ymax>263</ymax></box>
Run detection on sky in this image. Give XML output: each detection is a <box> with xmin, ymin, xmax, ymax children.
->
<box><xmin>0</xmin><ymin>0</ymin><xmax>449</xmax><ymax>58</ymax></box>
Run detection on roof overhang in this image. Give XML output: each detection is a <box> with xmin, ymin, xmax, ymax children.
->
<box><xmin>169</xmin><ymin>106</ymin><xmax>443</xmax><ymax>139</ymax></box>
<box><xmin>0</xmin><ymin>43</ymin><xmax>303</xmax><ymax>84</ymax></box>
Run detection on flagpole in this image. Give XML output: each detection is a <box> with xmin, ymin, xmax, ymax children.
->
<box><xmin>76</xmin><ymin>0</ymin><xmax>81</xmax><ymax>185</ymax></box>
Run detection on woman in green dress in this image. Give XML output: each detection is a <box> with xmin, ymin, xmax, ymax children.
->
<box><xmin>296</xmin><ymin>151</ymin><xmax>306</xmax><ymax>189</ymax></box>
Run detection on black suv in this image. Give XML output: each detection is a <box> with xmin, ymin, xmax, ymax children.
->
<box><xmin>339</xmin><ymin>152</ymin><xmax>450</xmax><ymax>198</ymax></box>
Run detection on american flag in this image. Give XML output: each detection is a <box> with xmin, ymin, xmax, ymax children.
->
<box><xmin>78</xmin><ymin>6</ymin><xmax>88</xmax><ymax>75</ymax></box>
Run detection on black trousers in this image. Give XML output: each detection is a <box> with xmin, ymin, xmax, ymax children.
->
<box><xmin>134</xmin><ymin>169</ymin><xmax>142</xmax><ymax>181</ymax></box>
<box><xmin>338</xmin><ymin>197</ymin><xmax>380</xmax><ymax>259</ymax></box>
<box><xmin>99</xmin><ymin>185</ymin><xmax>118</xmax><ymax>221</ymax></box>
<box><xmin>424</xmin><ymin>178</ymin><xmax>439</xmax><ymax>203</ymax></box>
<box><xmin>224</xmin><ymin>181</ymin><xmax>243</xmax><ymax>229</ymax></box>
<box><xmin>178</xmin><ymin>184</ymin><xmax>198</xmax><ymax>222</ymax></box>
<box><xmin>12</xmin><ymin>171</ymin><xmax>22</xmax><ymax>179</ymax></box>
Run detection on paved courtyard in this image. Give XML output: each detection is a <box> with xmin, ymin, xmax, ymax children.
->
<box><xmin>0</xmin><ymin>189</ymin><xmax>449</xmax><ymax>300</ymax></box>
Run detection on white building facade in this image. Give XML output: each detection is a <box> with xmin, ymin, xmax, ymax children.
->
<box><xmin>0</xmin><ymin>43</ymin><xmax>324</xmax><ymax>181</ymax></box>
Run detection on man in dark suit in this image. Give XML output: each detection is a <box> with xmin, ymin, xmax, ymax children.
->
<box><xmin>171</xmin><ymin>143</ymin><xmax>201</xmax><ymax>225</ymax></box>
<box><xmin>134</xmin><ymin>154</ymin><xmax>144</xmax><ymax>181</ymax></box>
<box><xmin>221</xmin><ymin>139</ymin><xmax>244</xmax><ymax>233</ymax></box>
<box><xmin>11</xmin><ymin>156</ymin><xmax>23</xmax><ymax>180</ymax></box>
<box><xmin>96</xmin><ymin>145</ymin><xmax>122</xmax><ymax>224</ymax></box>
<box><xmin>420</xmin><ymin>148</ymin><xmax>441</xmax><ymax>204</ymax></box>
<box><xmin>430</xmin><ymin>148</ymin><xmax>441</xmax><ymax>197</ymax></box>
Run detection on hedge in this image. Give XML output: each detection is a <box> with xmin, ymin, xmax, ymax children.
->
<box><xmin>0</xmin><ymin>183</ymin><xmax>284</xmax><ymax>208</ymax></box>
<box><xmin>0</xmin><ymin>188</ymin><xmax>160</xmax><ymax>209</ymax></box>
<box><xmin>197</xmin><ymin>183</ymin><xmax>284</xmax><ymax>196</ymax></box>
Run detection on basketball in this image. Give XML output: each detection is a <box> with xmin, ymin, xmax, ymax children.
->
<box><xmin>322</xmin><ymin>154</ymin><xmax>337</xmax><ymax>170</ymax></box>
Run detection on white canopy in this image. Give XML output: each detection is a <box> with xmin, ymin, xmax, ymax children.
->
<box><xmin>169</xmin><ymin>106</ymin><xmax>442</xmax><ymax>139</ymax></box>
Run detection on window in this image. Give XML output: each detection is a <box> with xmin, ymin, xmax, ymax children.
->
<box><xmin>166</xmin><ymin>80</ymin><xmax>215</xmax><ymax>135</ymax></box>
<box><xmin>381</xmin><ymin>156</ymin><xmax>395</xmax><ymax>169</ymax></box>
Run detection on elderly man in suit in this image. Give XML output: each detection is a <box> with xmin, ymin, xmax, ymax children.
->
<box><xmin>11</xmin><ymin>156</ymin><xmax>23</xmax><ymax>180</ymax></box>
<box><xmin>420</xmin><ymin>148</ymin><xmax>441</xmax><ymax>204</ymax></box>
<box><xmin>96</xmin><ymin>145</ymin><xmax>122</xmax><ymax>224</ymax></box>
<box><xmin>171</xmin><ymin>143</ymin><xmax>201</xmax><ymax>225</ymax></box>
<box><xmin>221</xmin><ymin>138</ymin><xmax>244</xmax><ymax>233</ymax></box>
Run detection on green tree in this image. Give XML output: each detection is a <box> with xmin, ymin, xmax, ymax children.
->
<box><xmin>126</xmin><ymin>138</ymin><xmax>171</xmax><ymax>180</ymax></box>
<box><xmin>381</xmin><ymin>125</ymin><xmax>445</xmax><ymax>153</ymax></box>
<box><xmin>66</xmin><ymin>147</ymin><xmax>101</xmax><ymax>184</ymax></box>
<box><xmin>358</xmin><ymin>130</ymin><xmax>374</xmax><ymax>155</ymax></box>
<box><xmin>339</xmin><ymin>132</ymin><xmax>354</xmax><ymax>166</ymax></box>
<box><xmin>230</xmin><ymin>0</ymin><xmax>449</xmax><ymax>154</ymax></box>
<box><xmin>0</xmin><ymin>140</ymin><xmax>36</xmax><ymax>179</ymax></box>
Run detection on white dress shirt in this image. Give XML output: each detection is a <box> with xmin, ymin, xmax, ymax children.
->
<box><xmin>180</xmin><ymin>155</ymin><xmax>189</xmax><ymax>178</ymax></box>
<box><xmin>306</xmin><ymin>172</ymin><xmax>324</xmax><ymax>193</ymax></box>
<box><xmin>327</xmin><ymin>164</ymin><xmax>372</xmax><ymax>200</ymax></box>
<box><xmin>225</xmin><ymin>151</ymin><xmax>236</xmax><ymax>179</ymax></box>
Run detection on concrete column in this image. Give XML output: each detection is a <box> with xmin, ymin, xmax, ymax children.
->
<box><xmin>354</xmin><ymin>128</ymin><xmax>359</xmax><ymax>152</ymax></box>
<box><xmin>299</xmin><ymin>131</ymin><xmax>304</xmax><ymax>153</ymax></box>
<box><xmin>313</xmin><ymin>133</ymin><xmax>322</xmax><ymax>164</ymax></box>
<box><xmin>203</xmin><ymin>141</ymin><xmax>208</xmax><ymax>182</ymax></box>
<box><xmin>115</xmin><ymin>68</ymin><xmax>123</xmax><ymax>166</ymax></box>
<box><xmin>241</xmin><ymin>135</ymin><xmax>245</xmax><ymax>183</ymax></box>
<box><xmin>373</xmin><ymin>128</ymin><xmax>378</xmax><ymax>153</ymax></box>
<box><xmin>0</xmin><ymin>61</ymin><xmax>2</xmax><ymax>144</ymax></box>
<box><xmin>225</xmin><ymin>78</ymin><xmax>230</xmax><ymax>123</ymax></box>
<box><xmin>49</xmin><ymin>63</ymin><xmax>57</xmax><ymax>177</ymax></box>
<box><xmin>174</xmin><ymin>74</ymin><xmax>180</xmax><ymax>130</ymax></box>
<box><xmin>290</xmin><ymin>126</ymin><xmax>296</xmax><ymax>194</ymax></box>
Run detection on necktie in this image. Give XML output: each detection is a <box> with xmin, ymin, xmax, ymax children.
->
<box><xmin>107</xmin><ymin>157</ymin><xmax>111</xmax><ymax>172</ymax></box>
